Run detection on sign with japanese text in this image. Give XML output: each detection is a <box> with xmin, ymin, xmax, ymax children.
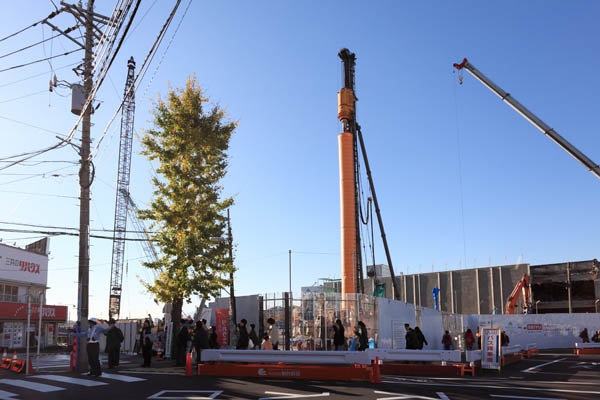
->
<box><xmin>215</xmin><ymin>309</ymin><xmax>229</xmax><ymax>347</ymax></box>
<box><xmin>0</xmin><ymin>302</ymin><xmax>67</xmax><ymax>321</ymax></box>
<box><xmin>0</xmin><ymin>243</ymin><xmax>48</xmax><ymax>286</ymax></box>
<box><xmin>481</xmin><ymin>328</ymin><xmax>501</xmax><ymax>370</ymax></box>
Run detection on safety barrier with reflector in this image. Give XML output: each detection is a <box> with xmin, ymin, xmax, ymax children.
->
<box><xmin>574</xmin><ymin>342</ymin><xmax>600</xmax><ymax>355</ymax></box>
<box><xmin>10</xmin><ymin>359</ymin><xmax>25</xmax><ymax>373</ymax></box>
<box><xmin>0</xmin><ymin>358</ymin><xmax>11</xmax><ymax>369</ymax></box>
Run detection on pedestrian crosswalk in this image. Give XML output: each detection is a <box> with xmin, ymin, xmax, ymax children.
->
<box><xmin>0</xmin><ymin>373</ymin><xmax>145</xmax><ymax>399</ymax></box>
<box><xmin>32</xmin><ymin>356</ymin><xmax>131</xmax><ymax>371</ymax></box>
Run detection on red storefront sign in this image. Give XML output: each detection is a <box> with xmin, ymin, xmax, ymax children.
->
<box><xmin>0</xmin><ymin>302</ymin><xmax>67</xmax><ymax>321</ymax></box>
<box><xmin>215</xmin><ymin>309</ymin><xmax>229</xmax><ymax>347</ymax></box>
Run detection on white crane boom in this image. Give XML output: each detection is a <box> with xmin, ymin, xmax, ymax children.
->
<box><xmin>454</xmin><ymin>58</ymin><xmax>600</xmax><ymax>180</ymax></box>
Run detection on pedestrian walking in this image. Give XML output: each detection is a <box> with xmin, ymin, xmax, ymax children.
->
<box><xmin>193</xmin><ymin>320</ymin><xmax>209</xmax><ymax>366</ymax></box>
<box><xmin>501</xmin><ymin>330</ymin><xmax>510</xmax><ymax>347</ymax></box>
<box><xmin>249</xmin><ymin>324</ymin><xmax>260</xmax><ymax>350</ymax></box>
<box><xmin>140</xmin><ymin>319</ymin><xmax>154</xmax><ymax>367</ymax></box>
<box><xmin>580</xmin><ymin>328</ymin><xmax>590</xmax><ymax>343</ymax></box>
<box><xmin>349</xmin><ymin>328</ymin><xmax>360</xmax><ymax>351</ymax></box>
<box><xmin>104</xmin><ymin>319</ymin><xmax>124</xmax><ymax>368</ymax></box>
<box><xmin>236</xmin><ymin>319</ymin><xmax>249</xmax><ymax>349</ymax></box>
<box><xmin>267</xmin><ymin>318</ymin><xmax>280</xmax><ymax>350</ymax></box>
<box><xmin>333</xmin><ymin>319</ymin><xmax>346</xmax><ymax>351</ymax></box>
<box><xmin>175</xmin><ymin>320</ymin><xmax>190</xmax><ymax>366</ymax></box>
<box><xmin>442</xmin><ymin>330</ymin><xmax>452</xmax><ymax>350</ymax></box>
<box><xmin>592</xmin><ymin>330</ymin><xmax>600</xmax><ymax>343</ymax></box>
<box><xmin>74</xmin><ymin>318</ymin><xmax>108</xmax><ymax>377</ymax></box>
<box><xmin>404</xmin><ymin>323</ymin><xmax>418</xmax><ymax>350</ymax></box>
<box><xmin>414</xmin><ymin>326</ymin><xmax>428</xmax><ymax>349</ymax></box>
<box><xmin>464</xmin><ymin>328</ymin><xmax>475</xmax><ymax>350</ymax></box>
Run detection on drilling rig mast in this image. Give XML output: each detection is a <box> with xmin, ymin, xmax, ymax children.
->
<box><xmin>108</xmin><ymin>57</ymin><xmax>136</xmax><ymax>320</ymax></box>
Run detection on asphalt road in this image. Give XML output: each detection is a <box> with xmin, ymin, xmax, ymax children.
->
<box><xmin>0</xmin><ymin>351</ymin><xmax>598</xmax><ymax>399</ymax></box>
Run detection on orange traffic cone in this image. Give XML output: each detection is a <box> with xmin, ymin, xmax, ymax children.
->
<box><xmin>156</xmin><ymin>342</ymin><xmax>163</xmax><ymax>361</ymax></box>
<box><xmin>2</xmin><ymin>348</ymin><xmax>6</xmax><ymax>359</ymax></box>
<box><xmin>12</xmin><ymin>351</ymin><xmax>17</xmax><ymax>360</ymax></box>
<box><xmin>27</xmin><ymin>357</ymin><xmax>35</xmax><ymax>374</ymax></box>
<box><xmin>185</xmin><ymin>352</ymin><xmax>193</xmax><ymax>376</ymax></box>
<box><xmin>371</xmin><ymin>356</ymin><xmax>381</xmax><ymax>384</ymax></box>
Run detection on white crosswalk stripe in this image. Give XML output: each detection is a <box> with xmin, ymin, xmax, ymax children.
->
<box><xmin>0</xmin><ymin>389</ymin><xmax>17</xmax><ymax>400</ymax></box>
<box><xmin>30</xmin><ymin>374</ymin><xmax>108</xmax><ymax>386</ymax></box>
<box><xmin>0</xmin><ymin>379</ymin><xmax>65</xmax><ymax>392</ymax></box>
<box><xmin>97</xmin><ymin>372</ymin><xmax>145</xmax><ymax>382</ymax></box>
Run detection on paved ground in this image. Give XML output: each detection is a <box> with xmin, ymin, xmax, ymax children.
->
<box><xmin>0</xmin><ymin>350</ymin><xmax>598</xmax><ymax>399</ymax></box>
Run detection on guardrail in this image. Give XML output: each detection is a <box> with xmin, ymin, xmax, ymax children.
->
<box><xmin>368</xmin><ymin>349</ymin><xmax>461</xmax><ymax>363</ymax></box>
<box><xmin>200</xmin><ymin>349</ymin><xmax>371</xmax><ymax>364</ymax></box>
<box><xmin>575</xmin><ymin>342</ymin><xmax>600</xmax><ymax>349</ymax></box>
<box><xmin>465</xmin><ymin>350</ymin><xmax>481</xmax><ymax>362</ymax></box>
<box><xmin>502</xmin><ymin>345</ymin><xmax>522</xmax><ymax>355</ymax></box>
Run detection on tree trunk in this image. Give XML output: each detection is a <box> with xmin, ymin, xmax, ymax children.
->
<box><xmin>170</xmin><ymin>296</ymin><xmax>183</xmax><ymax>358</ymax></box>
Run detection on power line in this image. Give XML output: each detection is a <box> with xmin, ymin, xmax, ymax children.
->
<box><xmin>0</xmin><ymin>220</ymin><xmax>155</xmax><ymax>234</ymax></box>
<box><xmin>0</xmin><ymin>164</ymin><xmax>77</xmax><ymax>186</ymax></box>
<box><xmin>0</xmin><ymin>189</ymin><xmax>78</xmax><ymax>199</ymax></box>
<box><xmin>0</xmin><ymin>48</ymin><xmax>83</xmax><ymax>74</ymax></box>
<box><xmin>0</xmin><ymin>29</ymin><xmax>80</xmax><ymax>60</ymax></box>
<box><xmin>0</xmin><ymin>114</ymin><xmax>68</xmax><ymax>138</ymax></box>
<box><xmin>0</xmin><ymin>10</ymin><xmax>60</xmax><ymax>43</ymax></box>
<box><xmin>0</xmin><ymin>90</ymin><xmax>47</xmax><ymax>105</ymax></box>
<box><xmin>0</xmin><ymin>61</ymin><xmax>79</xmax><ymax>89</ymax></box>
<box><xmin>0</xmin><ymin>227</ymin><xmax>155</xmax><ymax>241</ymax></box>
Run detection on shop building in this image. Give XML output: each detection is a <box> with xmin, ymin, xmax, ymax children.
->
<box><xmin>0</xmin><ymin>239</ymin><xmax>67</xmax><ymax>349</ymax></box>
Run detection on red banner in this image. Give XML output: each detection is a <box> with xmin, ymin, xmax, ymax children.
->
<box><xmin>215</xmin><ymin>309</ymin><xmax>229</xmax><ymax>347</ymax></box>
<box><xmin>0</xmin><ymin>302</ymin><xmax>67</xmax><ymax>321</ymax></box>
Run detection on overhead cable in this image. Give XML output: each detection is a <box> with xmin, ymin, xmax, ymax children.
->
<box><xmin>0</xmin><ymin>29</ymin><xmax>79</xmax><ymax>60</ymax></box>
<box><xmin>0</xmin><ymin>7</ymin><xmax>64</xmax><ymax>43</ymax></box>
<box><xmin>0</xmin><ymin>48</ymin><xmax>83</xmax><ymax>74</ymax></box>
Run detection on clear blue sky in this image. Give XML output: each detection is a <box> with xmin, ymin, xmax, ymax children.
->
<box><xmin>1</xmin><ymin>1</ymin><xmax>599</xmax><ymax>320</ymax></box>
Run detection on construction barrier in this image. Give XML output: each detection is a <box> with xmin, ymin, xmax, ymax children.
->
<box><xmin>574</xmin><ymin>342</ymin><xmax>600</xmax><ymax>355</ymax></box>
<box><xmin>0</xmin><ymin>358</ymin><xmax>11</xmax><ymax>369</ymax></box>
<box><xmin>10</xmin><ymin>359</ymin><xmax>25</xmax><ymax>374</ymax></box>
<box><xmin>368</xmin><ymin>349</ymin><xmax>462</xmax><ymax>363</ymax></box>
<box><xmin>201</xmin><ymin>349</ymin><xmax>370</xmax><ymax>365</ymax></box>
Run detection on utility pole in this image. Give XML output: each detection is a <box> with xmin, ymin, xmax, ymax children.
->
<box><xmin>77</xmin><ymin>0</ymin><xmax>95</xmax><ymax>372</ymax></box>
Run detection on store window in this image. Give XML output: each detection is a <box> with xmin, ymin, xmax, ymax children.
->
<box><xmin>0</xmin><ymin>284</ymin><xmax>18</xmax><ymax>303</ymax></box>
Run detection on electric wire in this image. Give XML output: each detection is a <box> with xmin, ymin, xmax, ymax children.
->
<box><xmin>0</xmin><ymin>48</ymin><xmax>83</xmax><ymax>74</ymax></box>
<box><xmin>0</xmin><ymin>61</ymin><xmax>79</xmax><ymax>89</ymax></box>
<box><xmin>0</xmin><ymin>114</ymin><xmax>68</xmax><ymax>138</ymax></box>
<box><xmin>0</xmin><ymin>31</ymin><xmax>77</xmax><ymax>60</ymax></box>
<box><xmin>0</xmin><ymin>227</ymin><xmax>156</xmax><ymax>241</ymax></box>
<box><xmin>0</xmin><ymin>90</ymin><xmax>48</xmax><ymax>105</ymax></box>
<box><xmin>0</xmin><ymin>164</ymin><xmax>77</xmax><ymax>186</ymax></box>
<box><xmin>0</xmin><ymin>189</ymin><xmax>78</xmax><ymax>199</ymax></box>
<box><xmin>0</xmin><ymin>220</ymin><xmax>155</xmax><ymax>234</ymax></box>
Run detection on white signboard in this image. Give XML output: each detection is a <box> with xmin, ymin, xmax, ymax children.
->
<box><xmin>481</xmin><ymin>328</ymin><xmax>501</xmax><ymax>370</ymax></box>
<box><xmin>0</xmin><ymin>243</ymin><xmax>48</xmax><ymax>286</ymax></box>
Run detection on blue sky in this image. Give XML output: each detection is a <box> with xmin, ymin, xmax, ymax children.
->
<box><xmin>1</xmin><ymin>1</ymin><xmax>599</xmax><ymax>320</ymax></box>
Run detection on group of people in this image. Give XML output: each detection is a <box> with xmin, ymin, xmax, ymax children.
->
<box><xmin>579</xmin><ymin>328</ymin><xmax>600</xmax><ymax>343</ymax></box>
<box><xmin>332</xmin><ymin>319</ymin><xmax>369</xmax><ymax>351</ymax></box>
<box><xmin>74</xmin><ymin>318</ymin><xmax>125</xmax><ymax>377</ymax></box>
<box><xmin>232</xmin><ymin>317</ymin><xmax>280</xmax><ymax>350</ymax></box>
<box><xmin>174</xmin><ymin>318</ymin><xmax>219</xmax><ymax>366</ymax></box>
<box><xmin>404</xmin><ymin>323</ymin><xmax>428</xmax><ymax>349</ymax></box>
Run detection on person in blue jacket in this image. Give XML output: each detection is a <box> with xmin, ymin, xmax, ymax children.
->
<box><xmin>74</xmin><ymin>318</ymin><xmax>108</xmax><ymax>376</ymax></box>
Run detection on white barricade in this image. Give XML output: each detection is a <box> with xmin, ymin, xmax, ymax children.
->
<box><xmin>502</xmin><ymin>345</ymin><xmax>522</xmax><ymax>355</ymax></box>
<box><xmin>368</xmin><ymin>349</ymin><xmax>462</xmax><ymax>363</ymax></box>
<box><xmin>200</xmin><ymin>349</ymin><xmax>371</xmax><ymax>365</ymax></box>
<box><xmin>574</xmin><ymin>342</ymin><xmax>600</xmax><ymax>349</ymax></box>
<box><xmin>465</xmin><ymin>350</ymin><xmax>481</xmax><ymax>362</ymax></box>
<box><xmin>526</xmin><ymin>343</ymin><xmax>537</xmax><ymax>351</ymax></box>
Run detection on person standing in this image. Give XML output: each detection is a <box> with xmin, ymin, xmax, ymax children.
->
<box><xmin>176</xmin><ymin>320</ymin><xmax>190</xmax><ymax>366</ymax></box>
<box><xmin>267</xmin><ymin>318</ymin><xmax>280</xmax><ymax>350</ymax></box>
<box><xmin>501</xmin><ymin>330</ymin><xmax>510</xmax><ymax>347</ymax></box>
<box><xmin>464</xmin><ymin>329</ymin><xmax>475</xmax><ymax>350</ymax></box>
<box><xmin>414</xmin><ymin>326</ymin><xmax>428</xmax><ymax>350</ymax></box>
<box><xmin>193</xmin><ymin>320</ymin><xmax>209</xmax><ymax>366</ymax></box>
<box><xmin>580</xmin><ymin>328</ymin><xmax>590</xmax><ymax>343</ymax></box>
<box><xmin>261</xmin><ymin>333</ymin><xmax>273</xmax><ymax>350</ymax></box>
<box><xmin>442</xmin><ymin>330</ymin><xmax>452</xmax><ymax>350</ymax></box>
<box><xmin>74</xmin><ymin>318</ymin><xmax>108</xmax><ymax>377</ymax></box>
<box><xmin>236</xmin><ymin>319</ymin><xmax>249</xmax><ymax>349</ymax></box>
<box><xmin>140</xmin><ymin>319</ymin><xmax>154</xmax><ymax>367</ymax></box>
<box><xmin>208</xmin><ymin>326</ymin><xmax>220</xmax><ymax>349</ymax></box>
<box><xmin>249</xmin><ymin>324</ymin><xmax>260</xmax><ymax>350</ymax></box>
<box><xmin>333</xmin><ymin>319</ymin><xmax>346</xmax><ymax>351</ymax></box>
<box><xmin>404</xmin><ymin>323</ymin><xmax>417</xmax><ymax>350</ymax></box>
<box><xmin>357</xmin><ymin>321</ymin><xmax>369</xmax><ymax>351</ymax></box>
<box><xmin>105</xmin><ymin>319</ymin><xmax>124</xmax><ymax>368</ymax></box>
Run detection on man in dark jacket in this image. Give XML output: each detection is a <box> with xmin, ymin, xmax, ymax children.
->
<box><xmin>414</xmin><ymin>326</ymin><xmax>428</xmax><ymax>350</ymax></box>
<box><xmin>236</xmin><ymin>319</ymin><xmax>249</xmax><ymax>349</ymax></box>
<box><xmin>105</xmin><ymin>319</ymin><xmax>124</xmax><ymax>368</ymax></box>
<box><xmin>140</xmin><ymin>319</ymin><xmax>154</xmax><ymax>367</ymax></box>
<box><xmin>176</xmin><ymin>320</ymin><xmax>190</xmax><ymax>366</ymax></box>
<box><xmin>193</xmin><ymin>321</ymin><xmax>209</xmax><ymax>366</ymax></box>
<box><xmin>404</xmin><ymin>323</ymin><xmax>417</xmax><ymax>350</ymax></box>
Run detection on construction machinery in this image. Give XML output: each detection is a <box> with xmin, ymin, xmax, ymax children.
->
<box><xmin>453</xmin><ymin>58</ymin><xmax>600</xmax><ymax>180</ymax></box>
<box><xmin>108</xmin><ymin>57</ymin><xmax>136</xmax><ymax>320</ymax></box>
<box><xmin>337</xmin><ymin>49</ymin><xmax>400</xmax><ymax>299</ymax></box>
<box><xmin>505</xmin><ymin>273</ymin><xmax>533</xmax><ymax>314</ymax></box>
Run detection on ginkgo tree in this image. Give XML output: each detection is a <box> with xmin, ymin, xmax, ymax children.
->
<box><xmin>139</xmin><ymin>76</ymin><xmax>236</xmax><ymax>342</ymax></box>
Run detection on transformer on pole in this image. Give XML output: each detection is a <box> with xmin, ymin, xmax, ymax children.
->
<box><xmin>109</xmin><ymin>57</ymin><xmax>136</xmax><ymax>320</ymax></box>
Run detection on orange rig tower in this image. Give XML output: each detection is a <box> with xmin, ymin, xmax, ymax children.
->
<box><xmin>337</xmin><ymin>49</ymin><xmax>400</xmax><ymax>300</ymax></box>
<box><xmin>337</xmin><ymin>48</ymin><xmax>362</xmax><ymax>298</ymax></box>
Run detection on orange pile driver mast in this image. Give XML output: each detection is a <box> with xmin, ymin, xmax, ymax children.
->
<box><xmin>505</xmin><ymin>273</ymin><xmax>533</xmax><ymax>314</ymax></box>
<box><xmin>337</xmin><ymin>48</ymin><xmax>363</xmax><ymax>297</ymax></box>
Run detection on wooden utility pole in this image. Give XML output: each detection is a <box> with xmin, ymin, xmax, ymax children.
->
<box><xmin>77</xmin><ymin>0</ymin><xmax>95</xmax><ymax>372</ymax></box>
<box><xmin>227</xmin><ymin>209</ymin><xmax>237</xmax><ymax>327</ymax></box>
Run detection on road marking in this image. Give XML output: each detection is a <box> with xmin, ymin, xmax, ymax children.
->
<box><xmin>522</xmin><ymin>358</ymin><xmax>566</xmax><ymax>373</ymax></box>
<box><xmin>122</xmin><ymin>370</ymin><xmax>183</xmax><ymax>375</ymax></box>
<box><xmin>147</xmin><ymin>390</ymin><xmax>223</xmax><ymax>399</ymax></box>
<box><xmin>374</xmin><ymin>391</ymin><xmax>449</xmax><ymax>400</ymax></box>
<box><xmin>490</xmin><ymin>396</ymin><xmax>567</xmax><ymax>400</ymax></box>
<box><xmin>96</xmin><ymin>372</ymin><xmax>146</xmax><ymax>382</ymax></box>
<box><xmin>381</xmin><ymin>380</ymin><xmax>600</xmax><ymax>395</ymax></box>
<box><xmin>259</xmin><ymin>391</ymin><xmax>330</xmax><ymax>399</ymax></box>
<box><xmin>0</xmin><ymin>389</ymin><xmax>17</xmax><ymax>400</ymax></box>
<box><xmin>0</xmin><ymin>379</ymin><xmax>65</xmax><ymax>392</ymax></box>
<box><xmin>384</xmin><ymin>376</ymin><xmax>600</xmax><ymax>386</ymax></box>
<box><xmin>30</xmin><ymin>374</ymin><xmax>108</xmax><ymax>387</ymax></box>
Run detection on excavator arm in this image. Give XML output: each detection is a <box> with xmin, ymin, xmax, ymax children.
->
<box><xmin>505</xmin><ymin>273</ymin><xmax>532</xmax><ymax>314</ymax></box>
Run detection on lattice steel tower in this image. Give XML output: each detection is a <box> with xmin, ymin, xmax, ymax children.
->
<box><xmin>109</xmin><ymin>57</ymin><xmax>136</xmax><ymax>320</ymax></box>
